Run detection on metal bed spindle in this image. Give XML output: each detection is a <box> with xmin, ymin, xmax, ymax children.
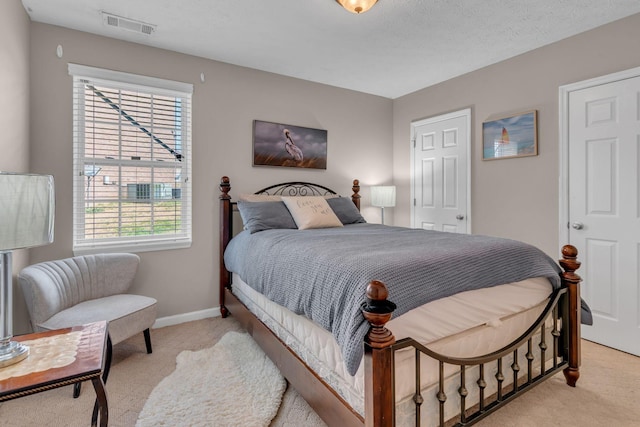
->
<box><xmin>458</xmin><ymin>365</ymin><xmax>468</xmax><ymax>424</ymax></box>
<box><xmin>539</xmin><ymin>323</ymin><xmax>547</xmax><ymax>374</ymax></box>
<box><xmin>526</xmin><ymin>339</ymin><xmax>534</xmax><ymax>383</ymax></box>
<box><xmin>437</xmin><ymin>361</ymin><xmax>446</xmax><ymax>426</ymax></box>
<box><xmin>552</xmin><ymin>306</ymin><xmax>560</xmax><ymax>369</ymax></box>
<box><xmin>496</xmin><ymin>358</ymin><xmax>504</xmax><ymax>401</ymax></box>
<box><xmin>413</xmin><ymin>348</ymin><xmax>423</xmax><ymax>426</ymax></box>
<box><xmin>477</xmin><ymin>364</ymin><xmax>486</xmax><ymax>413</ymax></box>
<box><xmin>511</xmin><ymin>349</ymin><xmax>520</xmax><ymax>393</ymax></box>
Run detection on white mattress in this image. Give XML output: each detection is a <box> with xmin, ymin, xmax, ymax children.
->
<box><xmin>231</xmin><ymin>273</ymin><xmax>553</xmax><ymax>422</ymax></box>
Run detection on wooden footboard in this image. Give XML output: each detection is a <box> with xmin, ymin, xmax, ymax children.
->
<box><xmin>218</xmin><ymin>176</ymin><xmax>582</xmax><ymax>427</ymax></box>
<box><xmin>363</xmin><ymin>247</ymin><xmax>582</xmax><ymax>426</ymax></box>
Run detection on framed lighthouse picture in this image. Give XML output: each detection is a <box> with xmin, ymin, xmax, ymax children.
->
<box><xmin>482</xmin><ymin>110</ymin><xmax>537</xmax><ymax>160</ymax></box>
<box><xmin>252</xmin><ymin>120</ymin><xmax>328</xmax><ymax>169</ymax></box>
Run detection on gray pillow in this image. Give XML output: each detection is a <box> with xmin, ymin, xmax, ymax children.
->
<box><xmin>237</xmin><ymin>201</ymin><xmax>298</xmax><ymax>233</ymax></box>
<box><xmin>327</xmin><ymin>197</ymin><xmax>366</xmax><ymax>225</ymax></box>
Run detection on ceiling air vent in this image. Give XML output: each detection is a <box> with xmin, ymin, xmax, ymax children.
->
<box><xmin>102</xmin><ymin>12</ymin><xmax>156</xmax><ymax>36</ymax></box>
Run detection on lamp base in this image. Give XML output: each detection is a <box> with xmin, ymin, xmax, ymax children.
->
<box><xmin>0</xmin><ymin>341</ymin><xmax>29</xmax><ymax>368</ymax></box>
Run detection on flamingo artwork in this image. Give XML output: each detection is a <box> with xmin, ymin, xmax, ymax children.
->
<box><xmin>283</xmin><ymin>129</ymin><xmax>303</xmax><ymax>161</ymax></box>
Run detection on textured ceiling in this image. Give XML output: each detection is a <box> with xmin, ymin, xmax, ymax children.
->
<box><xmin>21</xmin><ymin>0</ymin><xmax>640</xmax><ymax>99</ymax></box>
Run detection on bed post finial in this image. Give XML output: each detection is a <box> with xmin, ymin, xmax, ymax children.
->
<box><xmin>362</xmin><ymin>280</ymin><xmax>396</xmax><ymax>348</ymax></box>
<box><xmin>559</xmin><ymin>245</ymin><xmax>580</xmax><ymax>276</ymax></box>
<box><xmin>220</xmin><ymin>176</ymin><xmax>231</xmax><ymax>200</ymax></box>
<box><xmin>362</xmin><ymin>280</ymin><xmax>396</xmax><ymax>427</ymax></box>
<box><xmin>352</xmin><ymin>179</ymin><xmax>361</xmax><ymax>210</ymax></box>
<box><xmin>559</xmin><ymin>244</ymin><xmax>582</xmax><ymax>387</ymax></box>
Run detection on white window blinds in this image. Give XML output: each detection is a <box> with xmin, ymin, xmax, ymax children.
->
<box><xmin>69</xmin><ymin>64</ymin><xmax>193</xmax><ymax>254</ymax></box>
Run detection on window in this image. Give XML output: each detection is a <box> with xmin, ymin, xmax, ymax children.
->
<box><xmin>69</xmin><ymin>64</ymin><xmax>192</xmax><ymax>254</ymax></box>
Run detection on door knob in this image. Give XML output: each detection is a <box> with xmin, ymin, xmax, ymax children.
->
<box><xmin>456</xmin><ymin>214</ymin><xmax>465</xmax><ymax>220</ymax></box>
<box><xmin>571</xmin><ymin>222</ymin><xmax>584</xmax><ymax>230</ymax></box>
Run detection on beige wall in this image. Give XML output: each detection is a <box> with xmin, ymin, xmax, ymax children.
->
<box><xmin>392</xmin><ymin>13</ymin><xmax>640</xmax><ymax>258</ymax></box>
<box><xmin>1</xmin><ymin>0</ymin><xmax>31</xmax><ymax>334</ymax></box>
<box><xmin>26</xmin><ymin>23</ymin><xmax>393</xmax><ymax>331</ymax></box>
<box><xmin>14</xmin><ymin>6</ymin><xmax>640</xmax><ymax>332</ymax></box>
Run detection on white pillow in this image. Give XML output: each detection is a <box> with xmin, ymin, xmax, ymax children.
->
<box><xmin>282</xmin><ymin>196</ymin><xmax>343</xmax><ymax>230</ymax></box>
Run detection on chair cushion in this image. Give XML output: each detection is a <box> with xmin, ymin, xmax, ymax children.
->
<box><xmin>38</xmin><ymin>294</ymin><xmax>157</xmax><ymax>345</ymax></box>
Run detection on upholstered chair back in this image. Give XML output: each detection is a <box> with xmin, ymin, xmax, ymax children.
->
<box><xmin>19</xmin><ymin>253</ymin><xmax>140</xmax><ymax>329</ymax></box>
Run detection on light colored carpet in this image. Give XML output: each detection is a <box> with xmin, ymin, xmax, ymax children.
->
<box><xmin>0</xmin><ymin>316</ymin><xmax>638</xmax><ymax>426</ymax></box>
<box><xmin>136</xmin><ymin>331</ymin><xmax>286</xmax><ymax>427</ymax></box>
<box><xmin>271</xmin><ymin>385</ymin><xmax>327</xmax><ymax>427</ymax></box>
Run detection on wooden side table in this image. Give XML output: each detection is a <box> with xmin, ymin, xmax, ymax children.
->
<box><xmin>0</xmin><ymin>321</ymin><xmax>111</xmax><ymax>427</ymax></box>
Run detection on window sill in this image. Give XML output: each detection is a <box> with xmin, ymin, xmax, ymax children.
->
<box><xmin>73</xmin><ymin>239</ymin><xmax>191</xmax><ymax>255</ymax></box>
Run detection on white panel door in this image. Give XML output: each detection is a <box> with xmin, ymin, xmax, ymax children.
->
<box><xmin>568</xmin><ymin>75</ymin><xmax>640</xmax><ymax>356</ymax></box>
<box><xmin>412</xmin><ymin>109</ymin><xmax>470</xmax><ymax>233</ymax></box>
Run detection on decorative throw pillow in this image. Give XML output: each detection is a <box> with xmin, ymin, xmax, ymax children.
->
<box><xmin>281</xmin><ymin>196</ymin><xmax>343</xmax><ymax>230</ymax></box>
<box><xmin>237</xmin><ymin>201</ymin><xmax>297</xmax><ymax>233</ymax></box>
<box><xmin>326</xmin><ymin>197</ymin><xmax>366</xmax><ymax>225</ymax></box>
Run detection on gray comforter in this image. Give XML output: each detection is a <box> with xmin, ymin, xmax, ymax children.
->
<box><xmin>224</xmin><ymin>224</ymin><xmax>563</xmax><ymax>375</ymax></box>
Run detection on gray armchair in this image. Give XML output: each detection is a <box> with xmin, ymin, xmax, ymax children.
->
<box><xmin>19</xmin><ymin>253</ymin><xmax>157</xmax><ymax>396</ymax></box>
<box><xmin>19</xmin><ymin>253</ymin><xmax>157</xmax><ymax>348</ymax></box>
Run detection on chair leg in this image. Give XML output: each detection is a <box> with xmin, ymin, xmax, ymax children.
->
<box><xmin>143</xmin><ymin>328</ymin><xmax>152</xmax><ymax>354</ymax></box>
<box><xmin>73</xmin><ymin>382</ymin><xmax>82</xmax><ymax>398</ymax></box>
<box><xmin>103</xmin><ymin>334</ymin><xmax>113</xmax><ymax>383</ymax></box>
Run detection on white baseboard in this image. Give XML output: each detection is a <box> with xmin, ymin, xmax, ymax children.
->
<box><xmin>152</xmin><ymin>307</ymin><xmax>221</xmax><ymax>329</ymax></box>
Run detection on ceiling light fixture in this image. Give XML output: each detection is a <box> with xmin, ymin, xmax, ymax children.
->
<box><xmin>335</xmin><ymin>0</ymin><xmax>378</xmax><ymax>14</ymax></box>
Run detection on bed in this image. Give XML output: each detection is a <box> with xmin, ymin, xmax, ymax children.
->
<box><xmin>218</xmin><ymin>176</ymin><xmax>584</xmax><ymax>427</ymax></box>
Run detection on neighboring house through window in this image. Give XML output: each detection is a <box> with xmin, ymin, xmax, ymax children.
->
<box><xmin>69</xmin><ymin>64</ymin><xmax>193</xmax><ymax>254</ymax></box>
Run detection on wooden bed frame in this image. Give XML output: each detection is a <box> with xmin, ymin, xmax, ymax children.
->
<box><xmin>218</xmin><ymin>176</ymin><xmax>582</xmax><ymax>427</ymax></box>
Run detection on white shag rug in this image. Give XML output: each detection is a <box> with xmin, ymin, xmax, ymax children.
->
<box><xmin>136</xmin><ymin>331</ymin><xmax>287</xmax><ymax>427</ymax></box>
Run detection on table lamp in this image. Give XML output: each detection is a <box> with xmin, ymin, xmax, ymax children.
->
<box><xmin>0</xmin><ymin>173</ymin><xmax>54</xmax><ymax>367</ymax></box>
<box><xmin>371</xmin><ymin>185</ymin><xmax>396</xmax><ymax>225</ymax></box>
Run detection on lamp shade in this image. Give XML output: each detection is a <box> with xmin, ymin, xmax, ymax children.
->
<box><xmin>335</xmin><ymin>0</ymin><xmax>378</xmax><ymax>14</ymax></box>
<box><xmin>371</xmin><ymin>185</ymin><xmax>396</xmax><ymax>208</ymax></box>
<box><xmin>0</xmin><ymin>173</ymin><xmax>55</xmax><ymax>251</ymax></box>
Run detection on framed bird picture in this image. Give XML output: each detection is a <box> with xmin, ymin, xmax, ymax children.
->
<box><xmin>252</xmin><ymin>120</ymin><xmax>328</xmax><ymax>169</ymax></box>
